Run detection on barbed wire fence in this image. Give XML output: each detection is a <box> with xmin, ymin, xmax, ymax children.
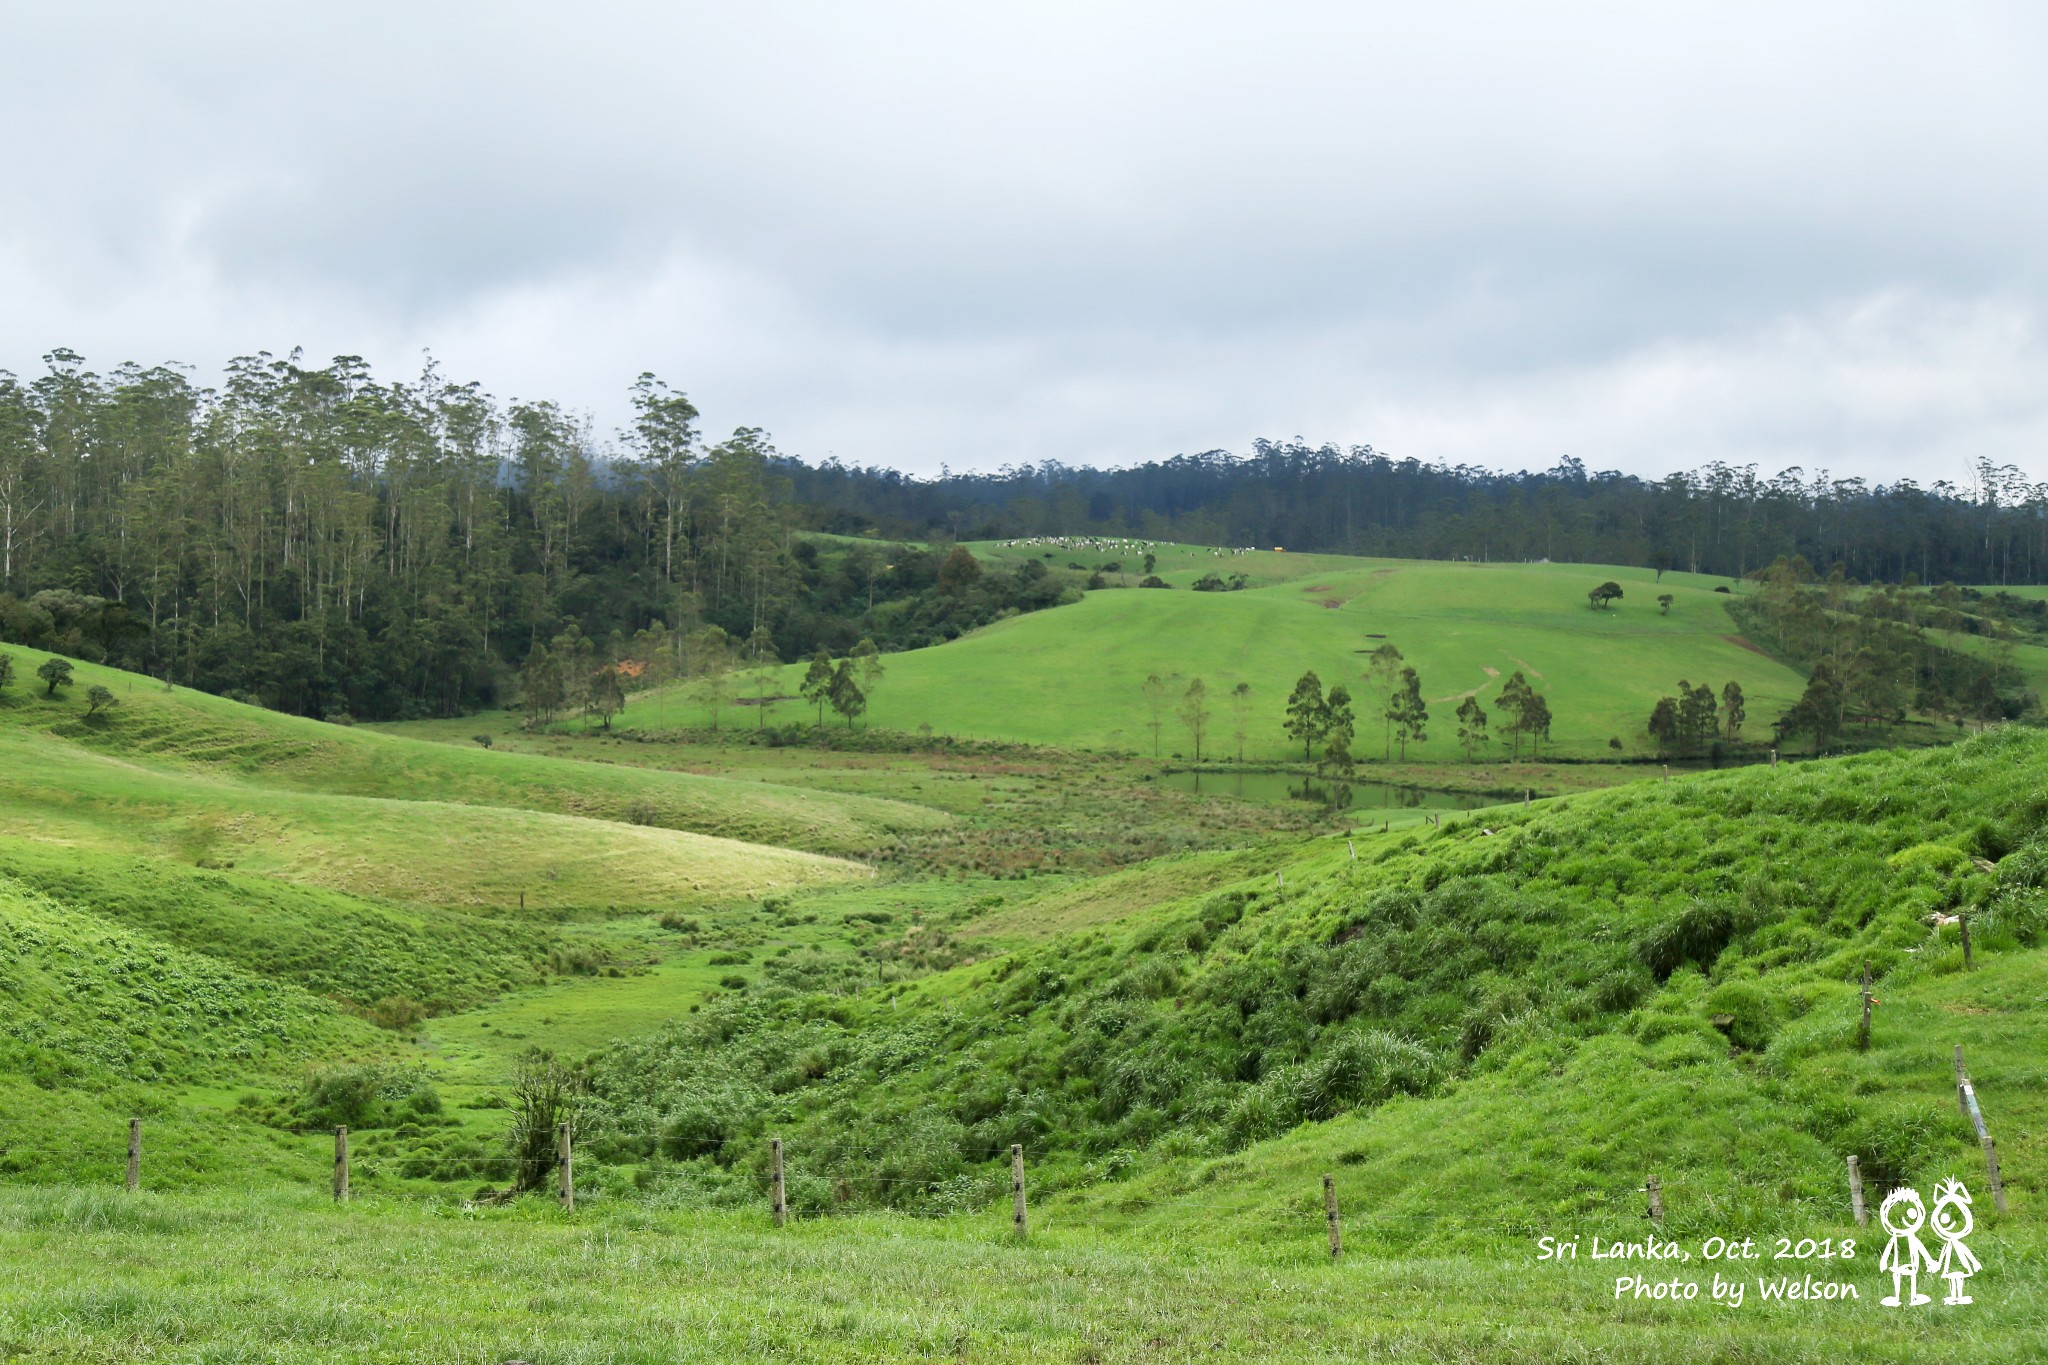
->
<box><xmin>0</xmin><ymin>1035</ymin><xmax>2015</xmax><ymax>1256</ymax></box>
<box><xmin>0</xmin><ymin>1115</ymin><xmax>2008</xmax><ymax>1259</ymax></box>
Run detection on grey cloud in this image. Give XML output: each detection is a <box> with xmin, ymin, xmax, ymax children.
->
<box><xmin>4</xmin><ymin>2</ymin><xmax>2047</xmax><ymax>479</ymax></box>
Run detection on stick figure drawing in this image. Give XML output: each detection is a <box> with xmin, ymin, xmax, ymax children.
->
<box><xmin>1929</xmin><ymin>1178</ymin><xmax>1980</xmax><ymax>1306</ymax></box>
<box><xmin>1878</xmin><ymin>1187</ymin><xmax>1936</xmax><ymax>1307</ymax></box>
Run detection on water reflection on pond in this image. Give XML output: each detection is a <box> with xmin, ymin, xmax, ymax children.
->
<box><xmin>1158</xmin><ymin>768</ymin><xmax>1503</xmax><ymax>813</ymax></box>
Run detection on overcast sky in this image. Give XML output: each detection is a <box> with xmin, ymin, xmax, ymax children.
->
<box><xmin>4</xmin><ymin>2</ymin><xmax>2046</xmax><ymax>483</ymax></box>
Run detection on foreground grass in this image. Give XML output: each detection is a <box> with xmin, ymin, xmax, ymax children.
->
<box><xmin>0</xmin><ymin>1187</ymin><xmax>2037</xmax><ymax>1363</ymax></box>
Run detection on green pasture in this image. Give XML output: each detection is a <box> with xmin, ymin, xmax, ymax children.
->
<box><xmin>0</xmin><ymin>1187</ymin><xmax>2036</xmax><ymax>1363</ymax></box>
<box><xmin>0</xmin><ymin>643</ymin><xmax>949</xmax><ymax>858</ymax></box>
<box><xmin>0</xmin><ymin>725</ymin><xmax>859</xmax><ymax>912</ymax></box>
<box><xmin>7</xmin><ymin>583</ymin><xmax>2048</xmax><ymax>1362</ymax></box>
<box><xmin>615</xmin><ymin>552</ymin><xmax>1808</xmax><ymax>761</ymax></box>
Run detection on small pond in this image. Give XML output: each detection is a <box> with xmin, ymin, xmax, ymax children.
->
<box><xmin>1157</xmin><ymin>769</ymin><xmax>1505</xmax><ymax>814</ymax></box>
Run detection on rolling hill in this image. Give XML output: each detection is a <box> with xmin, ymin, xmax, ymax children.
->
<box><xmin>613</xmin><ymin>550</ymin><xmax>1811</xmax><ymax>760</ymax></box>
<box><xmin>0</xmin><ymin>643</ymin><xmax>950</xmax><ymax>859</ymax></box>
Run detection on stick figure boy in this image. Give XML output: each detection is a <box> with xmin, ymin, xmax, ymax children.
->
<box><xmin>1878</xmin><ymin>1187</ymin><xmax>1936</xmax><ymax>1307</ymax></box>
<box><xmin>1929</xmin><ymin>1178</ymin><xmax>1980</xmax><ymax>1306</ymax></box>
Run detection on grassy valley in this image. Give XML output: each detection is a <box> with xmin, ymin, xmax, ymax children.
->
<box><xmin>2</xmin><ymin>556</ymin><xmax>2045</xmax><ymax>1361</ymax></box>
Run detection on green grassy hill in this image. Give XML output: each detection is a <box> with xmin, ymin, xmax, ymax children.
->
<box><xmin>4</xmin><ymin>610</ymin><xmax>2046</xmax><ymax>1360</ymax></box>
<box><xmin>615</xmin><ymin>550</ymin><xmax>1809</xmax><ymax>760</ymax></box>
<box><xmin>0</xmin><ymin>643</ymin><xmax>949</xmax><ymax>858</ymax></box>
<box><xmin>579</xmin><ymin>727</ymin><xmax>2047</xmax><ymax>1248</ymax></box>
<box><xmin>0</xmin><ymin>869</ymin><xmax>406</xmax><ymax>1187</ymax></box>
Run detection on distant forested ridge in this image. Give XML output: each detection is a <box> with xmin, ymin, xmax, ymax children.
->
<box><xmin>792</xmin><ymin>444</ymin><xmax>2047</xmax><ymax>587</ymax></box>
<box><xmin>2</xmin><ymin>348</ymin><xmax>2042</xmax><ymax>720</ymax></box>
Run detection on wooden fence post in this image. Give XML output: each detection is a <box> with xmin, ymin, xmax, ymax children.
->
<box><xmin>1770</xmin><ymin>748</ymin><xmax>1778</xmax><ymax>769</ymax></box>
<box><xmin>771</xmin><ymin>1138</ymin><xmax>787</xmax><ymax>1227</ymax></box>
<box><xmin>556</xmin><ymin>1121</ymin><xmax>573</xmax><ymax>1212</ymax></box>
<box><xmin>1953</xmin><ymin>1048</ymin><xmax>2009</xmax><ymax>1213</ymax></box>
<box><xmin>1959</xmin><ymin>913</ymin><xmax>1974</xmax><ymax>971</ymax></box>
<box><xmin>1856</xmin><ymin>963</ymin><xmax>1873</xmax><ymax>1051</ymax></box>
<box><xmin>1982</xmin><ymin>1138</ymin><xmax>2008</xmax><ymax>1215</ymax></box>
<box><xmin>1645</xmin><ymin>1174</ymin><xmax>1664</xmax><ymax>1223</ymax></box>
<box><xmin>1662</xmin><ymin>765</ymin><xmax>1670</xmax><ymax>783</ymax></box>
<box><xmin>1846</xmin><ymin>1155</ymin><xmax>1866</xmax><ymax>1226</ymax></box>
<box><xmin>334</xmin><ymin>1126</ymin><xmax>350</xmax><ymax>1203</ymax></box>
<box><xmin>1323</xmin><ymin>1175</ymin><xmax>1342</xmax><ymax>1259</ymax></box>
<box><xmin>1011</xmin><ymin>1144</ymin><xmax>1028</xmax><ymax>1240</ymax></box>
<box><xmin>1348</xmin><ymin>840</ymin><xmax>1355</xmax><ymax>859</ymax></box>
<box><xmin>126</xmin><ymin>1118</ymin><xmax>140</xmax><ymax>1192</ymax></box>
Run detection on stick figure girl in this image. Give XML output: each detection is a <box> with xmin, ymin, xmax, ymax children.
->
<box><xmin>1929</xmin><ymin>1178</ymin><xmax>1980</xmax><ymax>1306</ymax></box>
<box><xmin>1878</xmin><ymin>1187</ymin><xmax>1935</xmax><ymax>1307</ymax></box>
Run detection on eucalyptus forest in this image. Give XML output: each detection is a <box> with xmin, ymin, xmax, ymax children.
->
<box><xmin>5</xmin><ymin>348</ymin><xmax>2047</xmax><ymax>724</ymax></box>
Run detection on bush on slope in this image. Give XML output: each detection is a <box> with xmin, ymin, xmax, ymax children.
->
<box><xmin>578</xmin><ymin>728</ymin><xmax>2048</xmax><ymax>1229</ymax></box>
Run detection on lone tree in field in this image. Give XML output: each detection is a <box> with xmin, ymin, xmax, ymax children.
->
<box><xmin>1495</xmin><ymin>671</ymin><xmax>1535</xmax><ymax>760</ymax></box>
<box><xmin>1230</xmin><ymin>682</ymin><xmax>1253</xmax><ymax>762</ymax></box>
<box><xmin>1588</xmin><ymin>581</ymin><xmax>1624</xmax><ymax>610</ymax></box>
<box><xmin>1524</xmin><ymin>691</ymin><xmax>1553</xmax><ymax>757</ymax></box>
<box><xmin>1178</xmin><ymin>677</ymin><xmax>1211</xmax><ymax>761</ymax></box>
<box><xmin>1320</xmin><ymin>684</ymin><xmax>1357</xmax><ymax>777</ymax></box>
<box><xmin>1141</xmin><ymin>672</ymin><xmax>1173</xmax><ymax>758</ymax></box>
<box><xmin>584</xmin><ymin>663</ymin><xmax>627</xmax><ymax>730</ymax></box>
<box><xmin>1365</xmin><ymin>642</ymin><xmax>1405</xmax><ymax>760</ymax></box>
<box><xmin>1455</xmin><ymin>694</ymin><xmax>1490</xmax><ymax>760</ymax></box>
<box><xmin>1285</xmin><ymin>670</ymin><xmax>1326</xmax><ymax>761</ymax></box>
<box><xmin>1722</xmin><ymin>680</ymin><xmax>1745</xmax><ymax>740</ymax></box>
<box><xmin>1657</xmin><ymin>593</ymin><xmax>1674</xmax><ymax>615</ymax></box>
<box><xmin>1388</xmin><ymin>667</ymin><xmax>1428</xmax><ymax>760</ymax></box>
<box><xmin>691</xmin><ymin>624</ymin><xmax>737</xmax><ymax>734</ymax></box>
<box><xmin>1777</xmin><ymin>661</ymin><xmax>1846</xmax><ymax>754</ymax></box>
<box><xmin>851</xmin><ymin>637</ymin><xmax>885</xmax><ymax>698</ymax></box>
<box><xmin>1647</xmin><ymin>696</ymin><xmax>1679</xmax><ymax>755</ymax></box>
<box><xmin>745</xmin><ymin>626</ymin><xmax>781</xmax><ymax>729</ymax></box>
<box><xmin>85</xmin><ymin>683</ymin><xmax>117</xmax><ymax>718</ymax></box>
<box><xmin>828</xmin><ymin>659</ymin><xmax>866</xmax><ymax>729</ymax></box>
<box><xmin>0</xmin><ymin>651</ymin><xmax>14</xmax><ymax>693</ymax></box>
<box><xmin>1324</xmin><ymin>684</ymin><xmax>1355</xmax><ymax>751</ymax></box>
<box><xmin>800</xmin><ymin>647</ymin><xmax>835</xmax><ymax>728</ymax></box>
<box><xmin>1678</xmin><ymin>679</ymin><xmax>1718</xmax><ymax>753</ymax></box>
<box><xmin>520</xmin><ymin>643</ymin><xmax>566</xmax><ymax>726</ymax></box>
<box><xmin>36</xmin><ymin>656</ymin><xmax>72</xmax><ymax>697</ymax></box>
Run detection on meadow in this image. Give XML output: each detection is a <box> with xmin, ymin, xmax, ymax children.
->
<box><xmin>609</xmin><ymin>548</ymin><xmax>1815</xmax><ymax>761</ymax></box>
<box><xmin>0</xmin><ymin>1187</ymin><xmax>2036</xmax><ymax>1363</ymax></box>
<box><xmin>3</xmin><ymin>555</ymin><xmax>2045</xmax><ymax>1362</ymax></box>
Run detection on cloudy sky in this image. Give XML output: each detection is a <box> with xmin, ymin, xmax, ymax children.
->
<box><xmin>4</xmin><ymin>2</ymin><xmax>2046</xmax><ymax>482</ymax></box>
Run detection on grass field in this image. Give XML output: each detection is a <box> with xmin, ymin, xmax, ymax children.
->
<box><xmin>607</xmin><ymin>550</ymin><xmax>1811</xmax><ymax>761</ymax></box>
<box><xmin>6</xmin><ymin>562</ymin><xmax>2048</xmax><ymax>1361</ymax></box>
<box><xmin>0</xmin><ymin>726</ymin><xmax>860</xmax><ymax>911</ymax></box>
<box><xmin>0</xmin><ymin>1188</ymin><xmax>2037</xmax><ymax>1363</ymax></box>
<box><xmin>0</xmin><ymin>643</ymin><xmax>949</xmax><ymax>858</ymax></box>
